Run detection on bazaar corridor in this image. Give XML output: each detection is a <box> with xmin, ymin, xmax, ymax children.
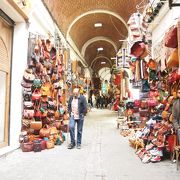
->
<box><xmin>0</xmin><ymin>109</ymin><xmax>179</xmax><ymax>180</ymax></box>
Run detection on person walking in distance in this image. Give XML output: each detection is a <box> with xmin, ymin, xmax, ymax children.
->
<box><xmin>172</xmin><ymin>87</ymin><xmax>180</xmax><ymax>144</ymax></box>
<box><xmin>68</xmin><ymin>88</ymin><xmax>87</xmax><ymax>149</ymax></box>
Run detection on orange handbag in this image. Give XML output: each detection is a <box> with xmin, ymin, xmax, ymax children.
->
<box><xmin>30</xmin><ymin>120</ymin><xmax>42</xmax><ymax>130</ymax></box>
<box><xmin>39</xmin><ymin>126</ymin><xmax>50</xmax><ymax>138</ymax></box>
<box><xmin>167</xmin><ymin>48</ymin><xmax>179</xmax><ymax>68</ymax></box>
<box><xmin>148</xmin><ymin>59</ymin><xmax>157</xmax><ymax>70</ymax></box>
<box><xmin>46</xmin><ymin>140</ymin><xmax>55</xmax><ymax>149</ymax></box>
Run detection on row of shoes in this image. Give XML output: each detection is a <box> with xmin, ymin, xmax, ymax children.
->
<box><xmin>136</xmin><ymin>147</ymin><xmax>163</xmax><ymax>163</ymax></box>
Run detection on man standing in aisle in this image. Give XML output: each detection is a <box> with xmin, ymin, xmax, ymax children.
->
<box><xmin>172</xmin><ymin>87</ymin><xmax>180</xmax><ymax>144</ymax></box>
<box><xmin>68</xmin><ymin>88</ymin><xmax>87</xmax><ymax>149</ymax></box>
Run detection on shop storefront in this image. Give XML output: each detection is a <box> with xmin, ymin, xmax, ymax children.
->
<box><xmin>0</xmin><ymin>0</ymin><xmax>84</xmax><ymax>155</ymax></box>
<box><xmin>116</xmin><ymin>1</ymin><xmax>180</xmax><ymax>164</ymax></box>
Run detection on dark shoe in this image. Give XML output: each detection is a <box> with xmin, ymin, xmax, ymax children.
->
<box><xmin>77</xmin><ymin>144</ymin><xmax>81</xmax><ymax>149</ymax></box>
<box><xmin>68</xmin><ymin>143</ymin><xmax>75</xmax><ymax>149</ymax></box>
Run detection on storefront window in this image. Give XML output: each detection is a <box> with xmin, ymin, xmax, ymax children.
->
<box><xmin>0</xmin><ymin>71</ymin><xmax>7</xmax><ymax>143</ymax></box>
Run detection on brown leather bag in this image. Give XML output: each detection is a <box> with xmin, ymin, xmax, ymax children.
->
<box><xmin>167</xmin><ymin>48</ymin><xmax>179</xmax><ymax>68</ymax></box>
<box><xmin>21</xmin><ymin>142</ymin><xmax>34</xmax><ymax>152</ymax></box>
<box><xmin>164</xmin><ymin>25</ymin><xmax>178</xmax><ymax>48</ymax></box>
<box><xmin>30</xmin><ymin>120</ymin><xmax>42</xmax><ymax>130</ymax></box>
<box><xmin>39</xmin><ymin>126</ymin><xmax>50</xmax><ymax>138</ymax></box>
<box><xmin>46</xmin><ymin>140</ymin><xmax>55</xmax><ymax>149</ymax></box>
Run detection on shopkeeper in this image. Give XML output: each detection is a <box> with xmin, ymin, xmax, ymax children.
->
<box><xmin>172</xmin><ymin>87</ymin><xmax>180</xmax><ymax>144</ymax></box>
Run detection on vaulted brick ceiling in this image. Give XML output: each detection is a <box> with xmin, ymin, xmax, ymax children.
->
<box><xmin>43</xmin><ymin>0</ymin><xmax>146</xmax><ymax>71</ymax></box>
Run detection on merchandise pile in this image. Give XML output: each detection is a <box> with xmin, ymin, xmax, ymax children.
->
<box><xmin>117</xmin><ymin>24</ymin><xmax>180</xmax><ymax>163</ymax></box>
<box><xmin>20</xmin><ymin>37</ymin><xmax>70</xmax><ymax>152</ymax></box>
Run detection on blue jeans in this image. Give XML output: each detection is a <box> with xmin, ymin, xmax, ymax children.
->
<box><xmin>69</xmin><ymin>115</ymin><xmax>84</xmax><ymax>145</ymax></box>
<box><xmin>177</xmin><ymin>129</ymin><xmax>180</xmax><ymax>145</ymax></box>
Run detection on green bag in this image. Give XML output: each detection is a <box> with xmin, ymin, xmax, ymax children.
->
<box><xmin>33</xmin><ymin>78</ymin><xmax>42</xmax><ymax>88</ymax></box>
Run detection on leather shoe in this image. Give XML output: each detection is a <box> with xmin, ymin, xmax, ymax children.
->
<box><xmin>68</xmin><ymin>143</ymin><xmax>75</xmax><ymax>149</ymax></box>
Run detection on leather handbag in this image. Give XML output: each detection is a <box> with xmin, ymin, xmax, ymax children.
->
<box><xmin>141</xmin><ymin>79</ymin><xmax>150</xmax><ymax>92</ymax></box>
<box><xmin>60</xmin><ymin>124</ymin><xmax>68</xmax><ymax>132</ymax></box>
<box><xmin>141</xmin><ymin>99</ymin><xmax>148</xmax><ymax>109</ymax></box>
<box><xmin>30</xmin><ymin>120</ymin><xmax>42</xmax><ymax>130</ymax></box>
<box><xmin>148</xmin><ymin>59</ymin><xmax>157</xmax><ymax>70</ymax></box>
<box><xmin>41</xmin><ymin>83</ymin><xmax>51</xmax><ymax>97</ymax></box>
<box><xmin>24</xmin><ymin>101</ymin><xmax>33</xmax><ymax>108</ymax></box>
<box><xmin>39</xmin><ymin>126</ymin><xmax>50</xmax><ymax>138</ymax></box>
<box><xmin>167</xmin><ymin>48</ymin><xmax>179</xmax><ymax>68</ymax></box>
<box><xmin>134</xmin><ymin>100</ymin><xmax>141</xmax><ymax>107</ymax></box>
<box><xmin>21</xmin><ymin>80</ymin><xmax>32</xmax><ymax>88</ymax></box>
<box><xmin>21</xmin><ymin>142</ymin><xmax>34</xmax><ymax>152</ymax></box>
<box><xmin>46</xmin><ymin>140</ymin><xmax>55</xmax><ymax>149</ymax></box>
<box><xmin>23</xmin><ymin>90</ymin><xmax>32</xmax><ymax>101</ymax></box>
<box><xmin>168</xmin><ymin>69</ymin><xmax>180</xmax><ymax>84</ymax></box>
<box><xmin>130</xmin><ymin>41</ymin><xmax>147</xmax><ymax>58</ymax></box>
<box><xmin>32</xmin><ymin>89</ymin><xmax>41</xmax><ymax>101</ymax></box>
<box><xmin>33</xmin><ymin>78</ymin><xmax>42</xmax><ymax>88</ymax></box>
<box><xmin>33</xmin><ymin>140</ymin><xmax>42</xmax><ymax>152</ymax></box>
<box><xmin>40</xmin><ymin>139</ymin><xmax>47</xmax><ymax>150</ymax></box>
<box><xmin>147</xmin><ymin>98</ymin><xmax>158</xmax><ymax>107</ymax></box>
<box><xmin>22</xmin><ymin>119</ymin><xmax>31</xmax><ymax>129</ymax></box>
<box><xmin>63</xmin><ymin>113</ymin><xmax>69</xmax><ymax>120</ymax></box>
<box><xmin>126</xmin><ymin>102</ymin><xmax>134</xmax><ymax>109</ymax></box>
<box><xmin>23</xmin><ymin>69</ymin><xmax>35</xmax><ymax>83</ymax></box>
<box><xmin>23</xmin><ymin>109</ymin><xmax>34</xmax><ymax>119</ymax></box>
<box><xmin>164</xmin><ymin>25</ymin><xmax>178</xmax><ymax>48</ymax></box>
<box><xmin>139</xmin><ymin>108</ymin><xmax>149</xmax><ymax>117</ymax></box>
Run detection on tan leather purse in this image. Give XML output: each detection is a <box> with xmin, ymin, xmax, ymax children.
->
<box><xmin>46</xmin><ymin>140</ymin><xmax>55</xmax><ymax>149</ymax></box>
<box><xmin>167</xmin><ymin>48</ymin><xmax>179</xmax><ymax>68</ymax></box>
<box><xmin>30</xmin><ymin>120</ymin><xmax>42</xmax><ymax>130</ymax></box>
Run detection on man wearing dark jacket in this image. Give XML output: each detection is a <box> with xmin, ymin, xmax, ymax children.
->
<box><xmin>172</xmin><ymin>87</ymin><xmax>180</xmax><ymax>144</ymax></box>
<box><xmin>68</xmin><ymin>88</ymin><xmax>87</xmax><ymax>149</ymax></box>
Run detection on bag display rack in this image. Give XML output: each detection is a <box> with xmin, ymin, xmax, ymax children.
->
<box><xmin>20</xmin><ymin>33</ymin><xmax>71</xmax><ymax>152</ymax></box>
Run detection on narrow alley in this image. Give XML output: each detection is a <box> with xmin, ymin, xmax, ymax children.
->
<box><xmin>0</xmin><ymin>109</ymin><xmax>179</xmax><ymax>180</ymax></box>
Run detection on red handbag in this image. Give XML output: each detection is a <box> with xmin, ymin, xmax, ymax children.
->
<box><xmin>147</xmin><ymin>98</ymin><xmax>158</xmax><ymax>107</ymax></box>
<box><xmin>134</xmin><ymin>100</ymin><xmax>141</xmax><ymax>107</ymax></box>
<box><xmin>23</xmin><ymin>109</ymin><xmax>34</xmax><ymax>119</ymax></box>
<box><xmin>164</xmin><ymin>25</ymin><xmax>178</xmax><ymax>48</ymax></box>
<box><xmin>32</xmin><ymin>89</ymin><xmax>41</xmax><ymax>101</ymax></box>
<box><xmin>130</xmin><ymin>41</ymin><xmax>147</xmax><ymax>58</ymax></box>
<box><xmin>21</xmin><ymin>142</ymin><xmax>34</xmax><ymax>152</ymax></box>
<box><xmin>141</xmin><ymin>100</ymin><xmax>148</xmax><ymax>109</ymax></box>
<box><xmin>168</xmin><ymin>69</ymin><xmax>180</xmax><ymax>84</ymax></box>
<box><xmin>139</xmin><ymin>109</ymin><xmax>149</xmax><ymax>117</ymax></box>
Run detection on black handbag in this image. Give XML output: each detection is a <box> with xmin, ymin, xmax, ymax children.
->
<box><xmin>141</xmin><ymin>79</ymin><xmax>150</xmax><ymax>92</ymax></box>
<box><xmin>126</xmin><ymin>102</ymin><xmax>134</xmax><ymax>109</ymax></box>
<box><xmin>33</xmin><ymin>140</ymin><xmax>42</xmax><ymax>152</ymax></box>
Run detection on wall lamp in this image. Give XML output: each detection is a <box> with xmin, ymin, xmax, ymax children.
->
<box><xmin>169</xmin><ymin>0</ymin><xmax>180</xmax><ymax>9</ymax></box>
<box><xmin>147</xmin><ymin>1</ymin><xmax>165</xmax><ymax>23</ymax></box>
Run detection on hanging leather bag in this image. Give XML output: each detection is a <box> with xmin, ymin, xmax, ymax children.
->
<box><xmin>23</xmin><ymin>69</ymin><xmax>35</xmax><ymax>83</ymax></box>
<box><xmin>33</xmin><ymin>140</ymin><xmax>42</xmax><ymax>152</ymax></box>
<box><xmin>21</xmin><ymin>142</ymin><xmax>34</xmax><ymax>152</ymax></box>
<box><xmin>164</xmin><ymin>25</ymin><xmax>178</xmax><ymax>48</ymax></box>
<box><xmin>167</xmin><ymin>48</ymin><xmax>179</xmax><ymax>68</ymax></box>
<box><xmin>32</xmin><ymin>89</ymin><xmax>41</xmax><ymax>101</ymax></box>
<box><xmin>30</xmin><ymin>119</ymin><xmax>42</xmax><ymax>130</ymax></box>
<box><xmin>23</xmin><ymin>109</ymin><xmax>34</xmax><ymax>119</ymax></box>
<box><xmin>130</xmin><ymin>41</ymin><xmax>148</xmax><ymax>58</ymax></box>
<box><xmin>39</xmin><ymin>126</ymin><xmax>50</xmax><ymax>138</ymax></box>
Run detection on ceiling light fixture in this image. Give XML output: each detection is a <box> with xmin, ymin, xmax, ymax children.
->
<box><xmin>94</xmin><ymin>23</ymin><xmax>102</xmax><ymax>27</ymax></box>
<box><xmin>101</xmin><ymin>61</ymin><xmax>106</xmax><ymax>64</ymax></box>
<box><xmin>97</xmin><ymin>47</ymin><xmax>103</xmax><ymax>51</ymax></box>
<box><xmin>119</xmin><ymin>39</ymin><xmax>128</xmax><ymax>42</ymax></box>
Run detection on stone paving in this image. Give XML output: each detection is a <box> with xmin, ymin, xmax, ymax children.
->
<box><xmin>0</xmin><ymin>108</ymin><xmax>180</xmax><ymax>180</ymax></box>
